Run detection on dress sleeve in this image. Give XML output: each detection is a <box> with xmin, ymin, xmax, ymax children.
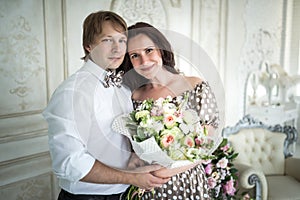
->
<box><xmin>189</xmin><ymin>81</ymin><xmax>220</xmax><ymax>129</ymax></box>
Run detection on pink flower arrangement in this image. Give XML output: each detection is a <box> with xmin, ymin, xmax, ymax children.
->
<box><xmin>127</xmin><ymin>95</ymin><xmax>216</xmax><ymax>162</ymax></box>
<box><xmin>203</xmin><ymin>138</ymin><xmax>239</xmax><ymax>199</ymax></box>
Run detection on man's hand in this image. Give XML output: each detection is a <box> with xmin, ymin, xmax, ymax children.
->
<box><xmin>81</xmin><ymin>160</ymin><xmax>169</xmax><ymax>190</ymax></box>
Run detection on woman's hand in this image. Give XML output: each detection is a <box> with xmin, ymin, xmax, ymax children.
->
<box><xmin>126</xmin><ymin>153</ymin><xmax>202</xmax><ymax>179</ymax></box>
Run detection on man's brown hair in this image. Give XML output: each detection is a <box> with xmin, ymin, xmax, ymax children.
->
<box><xmin>81</xmin><ymin>11</ymin><xmax>127</xmax><ymax>60</ymax></box>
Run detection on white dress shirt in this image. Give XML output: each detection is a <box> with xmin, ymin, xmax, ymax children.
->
<box><xmin>43</xmin><ymin>59</ymin><xmax>132</xmax><ymax>194</ymax></box>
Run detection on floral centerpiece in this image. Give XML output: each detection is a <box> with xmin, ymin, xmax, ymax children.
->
<box><xmin>203</xmin><ymin>138</ymin><xmax>239</xmax><ymax>199</ymax></box>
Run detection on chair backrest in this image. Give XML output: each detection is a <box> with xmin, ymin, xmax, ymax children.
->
<box><xmin>222</xmin><ymin>115</ymin><xmax>298</xmax><ymax>175</ymax></box>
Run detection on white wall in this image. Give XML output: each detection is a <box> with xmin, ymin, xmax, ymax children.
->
<box><xmin>225</xmin><ymin>0</ymin><xmax>286</xmax><ymax>125</ymax></box>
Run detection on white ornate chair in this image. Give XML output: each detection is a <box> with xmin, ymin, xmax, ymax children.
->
<box><xmin>222</xmin><ymin>115</ymin><xmax>300</xmax><ymax>200</ymax></box>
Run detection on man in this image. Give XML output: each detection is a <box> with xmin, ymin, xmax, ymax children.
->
<box><xmin>43</xmin><ymin>11</ymin><xmax>169</xmax><ymax>200</ymax></box>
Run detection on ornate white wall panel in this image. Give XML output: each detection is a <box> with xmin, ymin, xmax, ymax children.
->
<box><xmin>0</xmin><ymin>114</ymin><xmax>46</xmax><ymax>138</ymax></box>
<box><xmin>0</xmin><ymin>153</ymin><xmax>51</xmax><ymax>186</ymax></box>
<box><xmin>198</xmin><ymin>0</ymin><xmax>222</xmax><ymax>68</ymax></box>
<box><xmin>0</xmin><ymin>0</ymin><xmax>46</xmax><ymax>114</ymax></box>
<box><xmin>225</xmin><ymin>0</ymin><xmax>285</xmax><ymax>125</ymax></box>
<box><xmin>0</xmin><ymin>0</ymin><xmax>64</xmax><ymax>199</ymax></box>
<box><xmin>111</xmin><ymin>0</ymin><xmax>167</xmax><ymax>29</ymax></box>
<box><xmin>0</xmin><ymin>133</ymin><xmax>48</xmax><ymax>162</ymax></box>
<box><xmin>0</xmin><ymin>153</ymin><xmax>54</xmax><ymax>199</ymax></box>
<box><xmin>0</xmin><ymin>174</ymin><xmax>52</xmax><ymax>199</ymax></box>
<box><xmin>240</xmin><ymin>0</ymin><xmax>283</xmax><ymax>73</ymax></box>
<box><xmin>239</xmin><ymin>0</ymin><xmax>283</xmax><ymax>116</ymax></box>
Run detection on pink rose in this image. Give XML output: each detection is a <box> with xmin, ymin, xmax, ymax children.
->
<box><xmin>205</xmin><ymin>163</ymin><xmax>213</xmax><ymax>175</ymax></box>
<box><xmin>223</xmin><ymin>179</ymin><xmax>236</xmax><ymax>195</ymax></box>
<box><xmin>195</xmin><ymin>137</ymin><xmax>204</xmax><ymax>146</ymax></box>
<box><xmin>150</xmin><ymin>106</ymin><xmax>163</xmax><ymax>116</ymax></box>
<box><xmin>207</xmin><ymin>177</ymin><xmax>217</xmax><ymax>189</ymax></box>
<box><xmin>164</xmin><ymin>114</ymin><xmax>176</xmax><ymax>128</ymax></box>
<box><xmin>160</xmin><ymin>133</ymin><xmax>175</xmax><ymax>148</ymax></box>
<box><xmin>182</xmin><ymin>136</ymin><xmax>195</xmax><ymax>147</ymax></box>
<box><xmin>221</xmin><ymin>144</ymin><xmax>230</xmax><ymax>152</ymax></box>
<box><xmin>216</xmin><ymin>157</ymin><xmax>228</xmax><ymax>168</ymax></box>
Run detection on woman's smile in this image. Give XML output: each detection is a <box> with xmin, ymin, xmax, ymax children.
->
<box><xmin>128</xmin><ymin>34</ymin><xmax>163</xmax><ymax>79</ymax></box>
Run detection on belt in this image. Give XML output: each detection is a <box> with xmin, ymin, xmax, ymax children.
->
<box><xmin>58</xmin><ymin>189</ymin><xmax>127</xmax><ymax>200</ymax></box>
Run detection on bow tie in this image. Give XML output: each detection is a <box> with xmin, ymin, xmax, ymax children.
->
<box><xmin>103</xmin><ymin>70</ymin><xmax>124</xmax><ymax>88</ymax></box>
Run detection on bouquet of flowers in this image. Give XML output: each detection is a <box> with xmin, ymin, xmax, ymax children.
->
<box><xmin>203</xmin><ymin>138</ymin><xmax>239</xmax><ymax>199</ymax></box>
<box><xmin>112</xmin><ymin>95</ymin><xmax>221</xmax><ymax>169</ymax></box>
<box><xmin>112</xmin><ymin>94</ymin><xmax>222</xmax><ymax>200</ymax></box>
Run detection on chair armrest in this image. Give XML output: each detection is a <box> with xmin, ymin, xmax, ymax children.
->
<box><xmin>285</xmin><ymin>157</ymin><xmax>300</xmax><ymax>181</ymax></box>
<box><xmin>234</xmin><ymin>162</ymin><xmax>268</xmax><ymax>200</ymax></box>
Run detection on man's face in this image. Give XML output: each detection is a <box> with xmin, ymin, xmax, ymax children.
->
<box><xmin>88</xmin><ymin>21</ymin><xmax>127</xmax><ymax>70</ymax></box>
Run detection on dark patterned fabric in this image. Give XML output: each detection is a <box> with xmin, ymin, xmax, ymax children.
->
<box><xmin>186</xmin><ymin>81</ymin><xmax>219</xmax><ymax>128</ymax></box>
<box><xmin>57</xmin><ymin>189</ymin><xmax>127</xmax><ymax>200</ymax></box>
<box><xmin>132</xmin><ymin>81</ymin><xmax>219</xmax><ymax>200</ymax></box>
<box><xmin>103</xmin><ymin>69</ymin><xmax>124</xmax><ymax>88</ymax></box>
<box><xmin>142</xmin><ymin>165</ymin><xmax>210</xmax><ymax>200</ymax></box>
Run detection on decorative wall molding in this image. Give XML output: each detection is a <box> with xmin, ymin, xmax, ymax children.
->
<box><xmin>0</xmin><ymin>152</ymin><xmax>55</xmax><ymax>198</ymax></box>
<box><xmin>198</xmin><ymin>0</ymin><xmax>221</xmax><ymax>66</ymax></box>
<box><xmin>238</xmin><ymin>0</ymin><xmax>284</xmax><ymax>117</ymax></box>
<box><xmin>0</xmin><ymin>1</ymin><xmax>63</xmax><ymax>199</ymax></box>
<box><xmin>44</xmin><ymin>0</ymin><xmax>64</xmax><ymax>96</ymax></box>
<box><xmin>110</xmin><ymin>0</ymin><xmax>167</xmax><ymax>28</ymax></box>
<box><xmin>169</xmin><ymin>0</ymin><xmax>181</xmax><ymax>8</ymax></box>
<box><xmin>191</xmin><ymin>0</ymin><xmax>226</xmax><ymax>76</ymax></box>
<box><xmin>0</xmin><ymin>152</ymin><xmax>52</xmax><ymax>186</ymax></box>
<box><xmin>0</xmin><ymin>129</ymin><xmax>47</xmax><ymax>144</ymax></box>
<box><xmin>0</xmin><ymin>0</ymin><xmax>47</xmax><ymax>114</ymax></box>
<box><xmin>0</xmin><ymin>113</ymin><xmax>47</xmax><ymax>138</ymax></box>
<box><xmin>0</xmin><ymin>134</ymin><xmax>49</xmax><ymax>162</ymax></box>
<box><xmin>0</xmin><ymin>173</ymin><xmax>53</xmax><ymax>199</ymax></box>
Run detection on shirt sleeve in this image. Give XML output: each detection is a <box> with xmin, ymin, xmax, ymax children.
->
<box><xmin>43</xmin><ymin>87</ymin><xmax>95</xmax><ymax>182</ymax></box>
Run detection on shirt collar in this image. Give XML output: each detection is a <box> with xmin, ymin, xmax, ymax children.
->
<box><xmin>83</xmin><ymin>59</ymin><xmax>107</xmax><ymax>83</ymax></box>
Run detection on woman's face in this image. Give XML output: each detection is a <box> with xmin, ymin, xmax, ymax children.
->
<box><xmin>127</xmin><ymin>34</ymin><xmax>163</xmax><ymax>79</ymax></box>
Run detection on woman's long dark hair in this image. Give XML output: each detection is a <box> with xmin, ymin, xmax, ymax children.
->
<box><xmin>119</xmin><ymin>22</ymin><xmax>179</xmax><ymax>91</ymax></box>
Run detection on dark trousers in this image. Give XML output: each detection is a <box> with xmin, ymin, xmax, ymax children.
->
<box><xmin>57</xmin><ymin>189</ymin><xmax>127</xmax><ymax>200</ymax></box>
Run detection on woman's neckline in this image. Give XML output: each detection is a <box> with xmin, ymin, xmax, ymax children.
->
<box><xmin>132</xmin><ymin>81</ymin><xmax>206</xmax><ymax>102</ymax></box>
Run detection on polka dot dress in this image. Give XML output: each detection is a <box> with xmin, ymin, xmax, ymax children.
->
<box><xmin>132</xmin><ymin>81</ymin><xmax>219</xmax><ymax>200</ymax></box>
<box><xmin>142</xmin><ymin>165</ymin><xmax>211</xmax><ymax>200</ymax></box>
<box><xmin>187</xmin><ymin>81</ymin><xmax>219</xmax><ymax>128</ymax></box>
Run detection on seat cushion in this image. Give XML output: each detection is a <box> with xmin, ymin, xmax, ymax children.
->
<box><xmin>267</xmin><ymin>175</ymin><xmax>300</xmax><ymax>200</ymax></box>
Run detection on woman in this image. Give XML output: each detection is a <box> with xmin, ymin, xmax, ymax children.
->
<box><xmin>120</xmin><ymin>22</ymin><xmax>220</xmax><ymax>200</ymax></box>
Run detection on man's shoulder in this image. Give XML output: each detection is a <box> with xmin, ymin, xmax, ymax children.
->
<box><xmin>57</xmin><ymin>66</ymin><xmax>95</xmax><ymax>89</ymax></box>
